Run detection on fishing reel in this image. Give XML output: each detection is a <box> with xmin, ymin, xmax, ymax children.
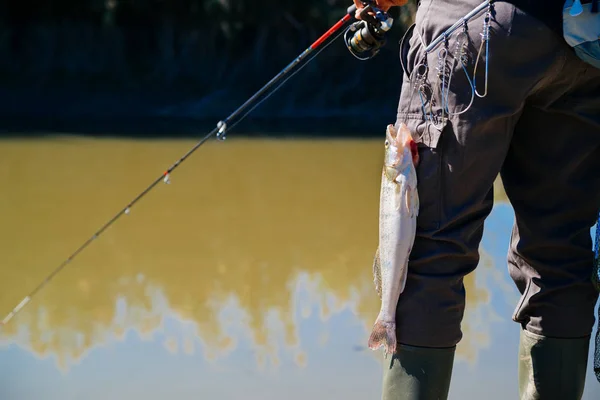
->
<box><xmin>344</xmin><ymin>1</ymin><xmax>394</xmax><ymax>60</ymax></box>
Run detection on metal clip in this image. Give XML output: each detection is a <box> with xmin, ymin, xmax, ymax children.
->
<box><xmin>217</xmin><ymin>121</ymin><xmax>227</xmax><ymax>141</ymax></box>
<box><xmin>474</xmin><ymin>6</ymin><xmax>492</xmax><ymax>98</ymax></box>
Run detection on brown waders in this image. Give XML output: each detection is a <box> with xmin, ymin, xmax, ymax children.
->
<box><xmin>384</xmin><ymin>0</ymin><xmax>600</xmax><ymax>398</ymax></box>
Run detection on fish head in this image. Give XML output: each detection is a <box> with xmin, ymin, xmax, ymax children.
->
<box><xmin>384</xmin><ymin>124</ymin><xmax>400</xmax><ymax>167</ymax></box>
<box><xmin>398</xmin><ymin>122</ymin><xmax>419</xmax><ymax>168</ymax></box>
<box><xmin>383</xmin><ymin>124</ymin><xmax>402</xmax><ymax>181</ymax></box>
<box><xmin>384</xmin><ymin>123</ymin><xmax>419</xmax><ymax>175</ymax></box>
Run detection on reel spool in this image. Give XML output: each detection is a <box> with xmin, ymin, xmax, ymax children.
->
<box><xmin>344</xmin><ymin>2</ymin><xmax>394</xmax><ymax>60</ymax></box>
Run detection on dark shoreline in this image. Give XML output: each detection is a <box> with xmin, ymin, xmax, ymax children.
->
<box><xmin>0</xmin><ymin>114</ymin><xmax>396</xmax><ymax>138</ymax></box>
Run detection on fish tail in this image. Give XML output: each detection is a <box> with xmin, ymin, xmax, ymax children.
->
<box><xmin>368</xmin><ymin>319</ymin><xmax>397</xmax><ymax>354</ymax></box>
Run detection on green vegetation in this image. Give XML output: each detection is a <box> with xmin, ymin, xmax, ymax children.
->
<box><xmin>0</xmin><ymin>1</ymin><xmax>417</xmax><ymax>134</ymax></box>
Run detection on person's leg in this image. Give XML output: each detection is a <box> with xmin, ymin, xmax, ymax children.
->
<box><xmin>500</xmin><ymin>49</ymin><xmax>600</xmax><ymax>399</ymax></box>
<box><xmin>382</xmin><ymin>346</ymin><xmax>455</xmax><ymax>400</ymax></box>
<box><xmin>383</xmin><ymin>1</ymin><xmax>573</xmax><ymax>398</ymax></box>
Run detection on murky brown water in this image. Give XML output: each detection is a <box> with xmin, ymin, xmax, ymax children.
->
<box><xmin>0</xmin><ymin>136</ymin><xmax>598</xmax><ymax>400</ymax></box>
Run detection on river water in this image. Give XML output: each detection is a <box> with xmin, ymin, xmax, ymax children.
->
<box><xmin>0</xmin><ymin>136</ymin><xmax>598</xmax><ymax>399</ymax></box>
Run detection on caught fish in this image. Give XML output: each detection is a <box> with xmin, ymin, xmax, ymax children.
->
<box><xmin>369</xmin><ymin>122</ymin><xmax>420</xmax><ymax>355</ymax></box>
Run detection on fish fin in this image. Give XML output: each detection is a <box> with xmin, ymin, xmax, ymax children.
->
<box><xmin>406</xmin><ymin>185</ymin><xmax>419</xmax><ymax>218</ymax></box>
<box><xmin>368</xmin><ymin>319</ymin><xmax>397</xmax><ymax>354</ymax></box>
<box><xmin>402</xmin><ymin>176</ymin><xmax>419</xmax><ymax>217</ymax></box>
<box><xmin>394</xmin><ymin>179</ymin><xmax>407</xmax><ymax>212</ymax></box>
<box><xmin>393</xmin><ymin>170</ymin><xmax>409</xmax><ymax>211</ymax></box>
<box><xmin>373</xmin><ymin>247</ymin><xmax>382</xmax><ymax>299</ymax></box>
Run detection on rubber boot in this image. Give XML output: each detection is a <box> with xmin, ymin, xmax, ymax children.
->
<box><xmin>381</xmin><ymin>344</ymin><xmax>455</xmax><ymax>400</ymax></box>
<box><xmin>518</xmin><ymin>328</ymin><xmax>590</xmax><ymax>400</ymax></box>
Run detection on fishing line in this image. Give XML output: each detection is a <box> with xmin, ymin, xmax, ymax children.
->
<box><xmin>1</xmin><ymin>4</ymin><xmax>378</xmax><ymax>327</ymax></box>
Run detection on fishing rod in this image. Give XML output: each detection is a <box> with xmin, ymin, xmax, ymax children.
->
<box><xmin>0</xmin><ymin>1</ymin><xmax>396</xmax><ymax>326</ymax></box>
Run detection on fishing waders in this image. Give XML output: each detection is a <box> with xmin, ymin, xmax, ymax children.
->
<box><xmin>518</xmin><ymin>217</ymin><xmax>599</xmax><ymax>399</ymax></box>
<box><xmin>385</xmin><ymin>0</ymin><xmax>600</xmax><ymax>398</ymax></box>
<box><xmin>518</xmin><ymin>330</ymin><xmax>590</xmax><ymax>400</ymax></box>
<box><xmin>382</xmin><ymin>345</ymin><xmax>455</xmax><ymax>400</ymax></box>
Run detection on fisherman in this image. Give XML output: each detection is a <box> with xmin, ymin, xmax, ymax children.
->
<box><xmin>353</xmin><ymin>0</ymin><xmax>600</xmax><ymax>399</ymax></box>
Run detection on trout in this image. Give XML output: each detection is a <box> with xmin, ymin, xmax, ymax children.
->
<box><xmin>368</xmin><ymin>122</ymin><xmax>420</xmax><ymax>355</ymax></box>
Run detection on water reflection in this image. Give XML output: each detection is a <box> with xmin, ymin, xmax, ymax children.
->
<box><xmin>0</xmin><ymin>137</ymin><xmax>597</xmax><ymax>399</ymax></box>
